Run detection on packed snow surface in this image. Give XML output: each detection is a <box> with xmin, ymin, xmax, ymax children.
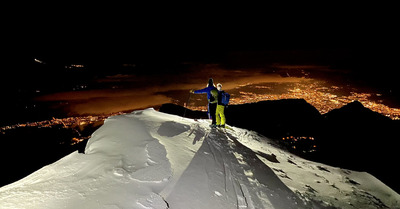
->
<box><xmin>0</xmin><ymin>108</ymin><xmax>399</xmax><ymax>209</ymax></box>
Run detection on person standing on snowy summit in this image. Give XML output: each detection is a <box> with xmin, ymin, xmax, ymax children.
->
<box><xmin>190</xmin><ymin>78</ymin><xmax>218</xmax><ymax>128</ymax></box>
<box><xmin>216</xmin><ymin>83</ymin><xmax>227</xmax><ymax>128</ymax></box>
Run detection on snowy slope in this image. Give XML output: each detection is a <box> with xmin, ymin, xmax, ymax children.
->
<box><xmin>0</xmin><ymin>108</ymin><xmax>399</xmax><ymax>209</ymax></box>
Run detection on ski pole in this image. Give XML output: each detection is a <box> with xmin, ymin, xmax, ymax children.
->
<box><xmin>183</xmin><ymin>92</ymin><xmax>192</xmax><ymax>118</ymax></box>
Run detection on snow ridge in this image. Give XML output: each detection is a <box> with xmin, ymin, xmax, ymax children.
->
<box><xmin>0</xmin><ymin>108</ymin><xmax>399</xmax><ymax>209</ymax></box>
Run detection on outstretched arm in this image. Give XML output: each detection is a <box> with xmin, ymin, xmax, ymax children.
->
<box><xmin>193</xmin><ymin>87</ymin><xmax>209</xmax><ymax>94</ymax></box>
<box><xmin>190</xmin><ymin>87</ymin><xmax>207</xmax><ymax>94</ymax></box>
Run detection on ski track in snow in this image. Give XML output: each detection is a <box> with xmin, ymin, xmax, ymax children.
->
<box><xmin>0</xmin><ymin>108</ymin><xmax>399</xmax><ymax>209</ymax></box>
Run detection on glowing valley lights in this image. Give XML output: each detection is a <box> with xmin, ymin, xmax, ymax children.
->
<box><xmin>65</xmin><ymin>64</ymin><xmax>85</xmax><ymax>69</ymax></box>
<box><xmin>0</xmin><ymin>113</ymin><xmax>123</xmax><ymax>144</ymax></box>
<box><xmin>187</xmin><ymin>82</ymin><xmax>400</xmax><ymax>120</ymax></box>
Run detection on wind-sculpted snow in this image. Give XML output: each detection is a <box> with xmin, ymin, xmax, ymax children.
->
<box><xmin>0</xmin><ymin>110</ymin><xmax>172</xmax><ymax>209</ymax></box>
<box><xmin>165</xmin><ymin>123</ymin><xmax>307</xmax><ymax>209</ymax></box>
<box><xmin>0</xmin><ymin>108</ymin><xmax>399</xmax><ymax>209</ymax></box>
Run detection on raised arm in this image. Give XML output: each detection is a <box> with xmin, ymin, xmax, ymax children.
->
<box><xmin>193</xmin><ymin>87</ymin><xmax>209</xmax><ymax>94</ymax></box>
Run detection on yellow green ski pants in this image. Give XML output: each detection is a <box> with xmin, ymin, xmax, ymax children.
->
<box><xmin>216</xmin><ymin>105</ymin><xmax>226</xmax><ymax>125</ymax></box>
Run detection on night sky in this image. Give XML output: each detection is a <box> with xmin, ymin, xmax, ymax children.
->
<box><xmin>3</xmin><ymin>6</ymin><xmax>399</xmax><ymax>115</ymax></box>
<box><xmin>6</xmin><ymin>6</ymin><xmax>396</xmax><ymax>70</ymax></box>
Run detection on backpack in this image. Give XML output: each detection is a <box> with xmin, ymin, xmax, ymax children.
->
<box><xmin>220</xmin><ymin>91</ymin><xmax>230</xmax><ymax>106</ymax></box>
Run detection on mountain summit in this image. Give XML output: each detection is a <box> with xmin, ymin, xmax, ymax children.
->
<box><xmin>0</xmin><ymin>109</ymin><xmax>399</xmax><ymax>208</ymax></box>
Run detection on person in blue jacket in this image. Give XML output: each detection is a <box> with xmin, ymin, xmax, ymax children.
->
<box><xmin>190</xmin><ymin>78</ymin><xmax>218</xmax><ymax>128</ymax></box>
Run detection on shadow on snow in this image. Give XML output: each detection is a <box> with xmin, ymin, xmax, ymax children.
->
<box><xmin>161</xmin><ymin>121</ymin><xmax>310</xmax><ymax>209</ymax></box>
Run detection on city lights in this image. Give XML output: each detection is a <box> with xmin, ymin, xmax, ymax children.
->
<box><xmin>189</xmin><ymin>81</ymin><xmax>400</xmax><ymax>120</ymax></box>
<box><xmin>2</xmin><ymin>79</ymin><xmax>399</xmax><ymax>145</ymax></box>
<box><xmin>0</xmin><ymin>113</ymin><xmax>123</xmax><ymax>144</ymax></box>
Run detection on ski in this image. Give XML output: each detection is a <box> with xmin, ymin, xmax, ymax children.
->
<box><xmin>215</xmin><ymin>125</ymin><xmax>235</xmax><ymax>133</ymax></box>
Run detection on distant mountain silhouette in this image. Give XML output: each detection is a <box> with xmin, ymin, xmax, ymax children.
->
<box><xmin>317</xmin><ymin>101</ymin><xmax>399</xmax><ymax>193</ymax></box>
<box><xmin>225</xmin><ymin>99</ymin><xmax>323</xmax><ymax>139</ymax></box>
<box><xmin>159</xmin><ymin>100</ymin><xmax>400</xmax><ymax>193</ymax></box>
<box><xmin>323</xmin><ymin>100</ymin><xmax>391</xmax><ymax>122</ymax></box>
<box><xmin>318</xmin><ymin>100</ymin><xmax>396</xmax><ymax>167</ymax></box>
